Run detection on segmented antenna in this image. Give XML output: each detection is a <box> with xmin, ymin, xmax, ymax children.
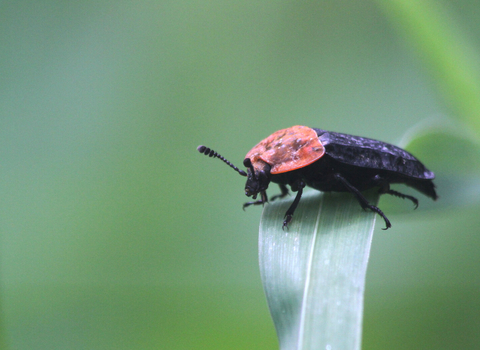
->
<box><xmin>197</xmin><ymin>145</ymin><xmax>247</xmax><ymax>177</ymax></box>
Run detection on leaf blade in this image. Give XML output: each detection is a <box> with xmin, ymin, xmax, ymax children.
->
<box><xmin>259</xmin><ymin>190</ymin><xmax>378</xmax><ymax>350</ymax></box>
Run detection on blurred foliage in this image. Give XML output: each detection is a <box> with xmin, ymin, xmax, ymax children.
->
<box><xmin>1</xmin><ymin>0</ymin><xmax>480</xmax><ymax>349</ymax></box>
<box><xmin>376</xmin><ymin>0</ymin><xmax>480</xmax><ymax>137</ymax></box>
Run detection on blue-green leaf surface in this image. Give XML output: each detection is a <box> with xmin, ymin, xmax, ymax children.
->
<box><xmin>259</xmin><ymin>190</ymin><xmax>378</xmax><ymax>350</ymax></box>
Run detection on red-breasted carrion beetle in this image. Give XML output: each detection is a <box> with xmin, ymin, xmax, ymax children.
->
<box><xmin>197</xmin><ymin>125</ymin><xmax>437</xmax><ymax>229</ymax></box>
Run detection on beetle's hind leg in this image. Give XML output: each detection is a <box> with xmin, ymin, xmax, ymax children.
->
<box><xmin>334</xmin><ymin>174</ymin><xmax>392</xmax><ymax>230</ymax></box>
<box><xmin>243</xmin><ymin>191</ymin><xmax>268</xmax><ymax>210</ymax></box>
<box><xmin>270</xmin><ymin>184</ymin><xmax>289</xmax><ymax>202</ymax></box>
<box><xmin>378</xmin><ymin>185</ymin><xmax>419</xmax><ymax>209</ymax></box>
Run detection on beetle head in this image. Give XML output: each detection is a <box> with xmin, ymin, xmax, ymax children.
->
<box><xmin>243</xmin><ymin>158</ymin><xmax>271</xmax><ymax>199</ymax></box>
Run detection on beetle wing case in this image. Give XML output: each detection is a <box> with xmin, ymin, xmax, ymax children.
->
<box><xmin>246</xmin><ymin>125</ymin><xmax>325</xmax><ymax>174</ymax></box>
<box><xmin>314</xmin><ymin>128</ymin><xmax>435</xmax><ymax>180</ymax></box>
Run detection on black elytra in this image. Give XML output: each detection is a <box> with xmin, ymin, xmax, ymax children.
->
<box><xmin>197</xmin><ymin>125</ymin><xmax>437</xmax><ymax>230</ymax></box>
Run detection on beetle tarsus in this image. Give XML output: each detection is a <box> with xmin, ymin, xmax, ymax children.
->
<box><xmin>243</xmin><ymin>201</ymin><xmax>262</xmax><ymax>210</ymax></box>
<box><xmin>383</xmin><ymin>189</ymin><xmax>419</xmax><ymax>209</ymax></box>
<box><xmin>368</xmin><ymin>204</ymin><xmax>392</xmax><ymax>230</ymax></box>
<box><xmin>282</xmin><ymin>215</ymin><xmax>293</xmax><ymax>230</ymax></box>
<box><xmin>243</xmin><ymin>191</ymin><xmax>268</xmax><ymax>210</ymax></box>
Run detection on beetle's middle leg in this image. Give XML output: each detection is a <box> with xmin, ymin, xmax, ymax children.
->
<box><xmin>282</xmin><ymin>181</ymin><xmax>305</xmax><ymax>230</ymax></box>
<box><xmin>271</xmin><ymin>184</ymin><xmax>289</xmax><ymax>202</ymax></box>
<box><xmin>334</xmin><ymin>173</ymin><xmax>392</xmax><ymax>230</ymax></box>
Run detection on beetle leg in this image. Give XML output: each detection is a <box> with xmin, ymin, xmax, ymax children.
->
<box><xmin>379</xmin><ymin>187</ymin><xmax>419</xmax><ymax>209</ymax></box>
<box><xmin>283</xmin><ymin>181</ymin><xmax>305</xmax><ymax>230</ymax></box>
<box><xmin>271</xmin><ymin>184</ymin><xmax>289</xmax><ymax>202</ymax></box>
<box><xmin>243</xmin><ymin>191</ymin><xmax>268</xmax><ymax>210</ymax></box>
<box><xmin>334</xmin><ymin>174</ymin><xmax>392</xmax><ymax>230</ymax></box>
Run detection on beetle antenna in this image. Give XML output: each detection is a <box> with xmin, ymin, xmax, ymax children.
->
<box><xmin>197</xmin><ymin>145</ymin><xmax>247</xmax><ymax>177</ymax></box>
<box><xmin>243</xmin><ymin>158</ymin><xmax>255</xmax><ymax>177</ymax></box>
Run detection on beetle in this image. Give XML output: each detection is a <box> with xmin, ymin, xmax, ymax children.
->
<box><xmin>197</xmin><ymin>125</ymin><xmax>437</xmax><ymax>229</ymax></box>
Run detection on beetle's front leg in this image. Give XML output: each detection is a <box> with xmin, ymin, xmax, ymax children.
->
<box><xmin>243</xmin><ymin>191</ymin><xmax>268</xmax><ymax>210</ymax></box>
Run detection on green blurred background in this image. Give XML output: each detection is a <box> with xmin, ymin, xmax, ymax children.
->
<box><xmin>1</xmin><ymin>1</ymin><xmax>480</xmax><ymax>349</ymax></box>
